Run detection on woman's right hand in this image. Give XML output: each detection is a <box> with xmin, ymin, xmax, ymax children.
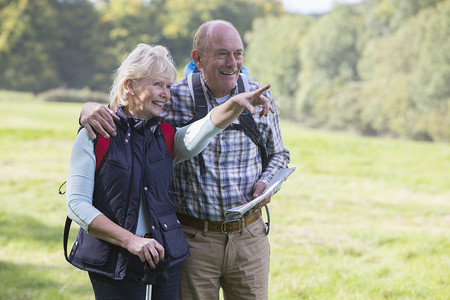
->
<box><xmin>125</xmin><ymin>235</ymin><xmax>165</xmax><ymax>269</ymax></box>
<box><xmin>88</xmin><ymin>215</ymin><xmax>165</xmax><ymax>270</ymax></box>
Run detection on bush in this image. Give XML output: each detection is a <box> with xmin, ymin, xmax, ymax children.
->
<box><xmin>37</xmin><ymin>88</ymin><xmax>108</xmax><ymax>104</ymax></box>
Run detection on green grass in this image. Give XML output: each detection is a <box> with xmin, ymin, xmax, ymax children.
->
<box><xmin>0</xmin><ymin>91</ymin><xmax>449</xmax><ymax>299</ymax></box>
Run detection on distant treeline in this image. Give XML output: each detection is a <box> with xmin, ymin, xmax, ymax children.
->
<box><xmin>1</xmin><ymin>0</ymin><xmax>448</xmax><ymax>141</ymax></box>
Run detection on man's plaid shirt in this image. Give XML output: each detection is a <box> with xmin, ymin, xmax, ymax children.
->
<box><xmin>161</xmin><ymin>75</ymin><xmax>290</xmax><ymax>221</ymax></box>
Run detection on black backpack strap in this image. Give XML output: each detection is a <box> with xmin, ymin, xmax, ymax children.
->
<box><xmin>187</xmin><ymin>73</ymin><xmax>268</xmax><ymax>174</ymax></box>
<box><xmin>63</xmin><ymin>216</ymin><xmax>72</xmax><ymax>262</ymax></box>
<box><xmin>186</xmin><ymin>72</ymin><xmax>209</xmax><ymax>176</ymax></box>
<box><xmin>238</xmin><ymin>111</ymin><xmax>269</xmax><ymax>169</ymax></box>
<box><xmin>236</xmin><ymin>75</ymin><xmax>269</xmax><ymax>169</ymax></box>
<box><xmin>188</xmin><ymin>72</ymin><xmax>208</xmax><ymax>125</ymax></box>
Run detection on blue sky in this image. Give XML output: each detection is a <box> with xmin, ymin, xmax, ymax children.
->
<box><xmin>281</xmin><ymin>0</ymin><xmax>362</xmax><ymax>14</ymax></box>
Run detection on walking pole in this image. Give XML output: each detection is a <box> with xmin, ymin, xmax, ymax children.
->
<box><xmin>145</xmin><ymin>281</ymin><xmax>153</xmax><ymax>300</ymax></box>
<box><xmin>142</xmin><ymin>257</ymin><xmax>169</xmax><ymax>300</ymax></box>
<box><xmin>142</xmin><ymin>233</ymin><xmax>156</xmax><ymax>300</ymax></box>
<box><xmin>141</xmin><ymin>233</ymin><xmax>170</xmax><ymax>300</ymax></box>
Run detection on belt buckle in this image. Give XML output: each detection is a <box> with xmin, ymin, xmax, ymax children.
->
<box><xmin>220</xmin><ymin>219</ymin><xmax>242</xmax><ymax>234</ymax></box>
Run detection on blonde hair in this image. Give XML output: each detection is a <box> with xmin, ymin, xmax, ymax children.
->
<box><xmin>193</xmin><ymin>20</ymin><xmax>242</xmax><ymax>53</ymax></box>
<box><xmin>109</xmin><ymin>44</ymin><xmax>177</xmax><ymax>111</ymax></box>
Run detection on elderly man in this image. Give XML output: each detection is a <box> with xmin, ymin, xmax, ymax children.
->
<box><xmin>80</xmin><ymin>20</ymin><xmax>290</xmax><ymax>300</ymax></box>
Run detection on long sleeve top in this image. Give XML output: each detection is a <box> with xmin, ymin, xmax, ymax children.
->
<box><xmin>66</xmin><ymin>110</ymin><xmax>222</xmax><ymax>234</ymax></box>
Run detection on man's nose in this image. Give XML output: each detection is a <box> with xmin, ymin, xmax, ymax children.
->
<box><xmin>226</xmin><ymin>53</ymin><xmax>237</xmax><ymax>67</ymax></box>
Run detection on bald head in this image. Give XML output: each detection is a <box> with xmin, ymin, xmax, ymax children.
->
<box><xmin>191</xmin><ymin>20</ymin><xmax>244</xmax><ymax>98</ymax></box>
<box><xmin>193</xmin><ymin>20</ymin><xmax>243</xmax><ymax>53</ymax></box>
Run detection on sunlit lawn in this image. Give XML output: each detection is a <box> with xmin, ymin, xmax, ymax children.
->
<box><xmin>0</xmin><ymin>92</ymin><xmax>449</xmax><ymax>299</ymax></box>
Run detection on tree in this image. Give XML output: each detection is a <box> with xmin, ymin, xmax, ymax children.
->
<box><xmin>52</xmin><ymin>0</ymin><xmax>103</xmax><ymax>89</ymax></box>
<box><xmin>245</xmin><ymin>14</ymin><xmax>314</xmax><ymax>119</ymax></box>
<box><xmin>0</xmin><ymin>0</ymin><xmax>61</xmax><ymax>92</ymax></box>
<box><xmin>297</xmin><ymin>4</ymin><xmax>365</xmax><ymax>125</ymax></box>
<box><xmin>158</xmin><ymin>0</ymin><xmax>284</xmax><ymax>66</ymax></box>
<box><xmin>357</xmin><ymin>0</ymin><xmax>450</xmax><ymax>141</ymax></box>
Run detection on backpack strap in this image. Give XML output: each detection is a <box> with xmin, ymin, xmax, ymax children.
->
<box><xmin>160</xmin><ymin>121</ymin><xmax>175</xmax><ymax>157</ymax></box>
<box><xmin>186</xmin><ymin>73</ymin><xmax>268</xmax><ymax>174</ymax></box>
<box><xmin>94</xmin><ymin>135</ymin><xmax>110</xmax><ymax>170</ymax></box>
<box><xmin>238</xmin><ymin>112</ymin><xmax>269</xmax><ymax>169</ymax></box>
<box><xmin>187</xmin><ymin>72</ymin><xmax>208</xmax><ymax>125</ymax></box>
<box><xmin>63</xmin><ymin>216</ymin><xmax>73</xmax><ymax>261</ymax></box>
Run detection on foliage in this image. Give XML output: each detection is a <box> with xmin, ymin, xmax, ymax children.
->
<box><xmin>36</xmin><ymin>88</ymin><xmax>108</xmax><ymax>104</ymax></box>
<box><xmin>296</xmin><ymin>4</ymin><xmax>365</xmax><ymax>127</ymax></box>
<box><xmin>245</xmin><ymin>14</ymin><xmax>314</xmax><ymax>118</ymax></box>
<box><xmin>0</xmin><ymin>0</ymin><xmax>449</xmax><ymax>141</ymax></box>
<box><xmin>292</xmin><ymin>0</ymin><xmax>449</xmax><ymax>141</ymax></box>
<box><xmin>1</xmin><ymin>95</ymin><xmax>449</xmax><ymax>299</ymax></box>
<box><xmin>0</xmin><ymin>0</ymin><xmax>61</xmax><ymax>92</ymax></box>
<box><xmin>0</xmin><ymin>0</ymin><xmax>283</xmax><ymax>93</ymax></box>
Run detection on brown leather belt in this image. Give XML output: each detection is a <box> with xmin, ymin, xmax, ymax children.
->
<box><xmin>177</xmin><ymin>212</ymin><xmax>261</xmax><ymax>234</ymax></box>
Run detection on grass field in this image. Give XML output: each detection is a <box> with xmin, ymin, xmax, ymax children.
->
<box><xmin>0</xmin><ymin>91</ymin><xmax>449</xmax><ymax>299</ymax></box>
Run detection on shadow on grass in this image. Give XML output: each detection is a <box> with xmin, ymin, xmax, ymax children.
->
<box><xmin>0</xmin><ymin>260</ymin><xmax>90</xmax><ymax>300</ymax></box>
<box><xmin>0</xmin><ymin>211</ymin><xmax>63</xmax><ymax>248</ymax></box>
<box><xmin>0</xmin><ymin>212</ymin><xmax>92</xmax><ymax>299</ymax></box>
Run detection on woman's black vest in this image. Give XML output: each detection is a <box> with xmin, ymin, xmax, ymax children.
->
<box><xmin>67</xmin><ymin>111</ymin><xmax>189</xmax><ymax>280</ymax></box>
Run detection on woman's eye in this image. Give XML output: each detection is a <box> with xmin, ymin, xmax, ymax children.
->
<box><xmin>154</xmin><ymin>82</ymin><xmax>162</xmax><ymax>87</ymax></box>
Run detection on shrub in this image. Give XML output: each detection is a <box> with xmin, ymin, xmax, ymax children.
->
<box><xmin>37</xmin><ymin>88</ymin><xmax>108</xmax><ymax>104</ymax></box>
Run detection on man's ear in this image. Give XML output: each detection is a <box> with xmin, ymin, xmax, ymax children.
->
<box><xmin>192</xmin><ymin>49</ymin><xmax>202</xmax><ymax>70</ymax></box>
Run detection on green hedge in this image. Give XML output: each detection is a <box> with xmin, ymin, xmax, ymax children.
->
<box><xmin>37</xmin><ymin>88</ymin><xmax>108</xmax><ymax>104</ymax></box>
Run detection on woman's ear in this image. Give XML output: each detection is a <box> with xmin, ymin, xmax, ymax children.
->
<box><xmin>125</xmin><ymin>80</ymin><xmax>134</xmax><ymax>95</ymax></box>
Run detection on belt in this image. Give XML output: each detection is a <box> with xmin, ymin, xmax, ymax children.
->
<box><xmin>177</xmin><ymin>212</ymin><xmax>261</xmax><ymax>234</ymax></box>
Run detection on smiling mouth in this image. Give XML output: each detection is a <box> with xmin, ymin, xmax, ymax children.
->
<box><xmin>220</xmin><ymin>71</ymin><xmax>237</xmax><ymax>76</ymax></box>
<box><xmin>152</xmin><ymin>101</ymin><xmax>164</xmax><ymax>107</ymax></box>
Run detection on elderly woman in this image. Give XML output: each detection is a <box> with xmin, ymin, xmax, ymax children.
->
<box><xmin>65</xmin><ymin>43</ymin><xmax>271</xmax><ymax>300</ymax></box>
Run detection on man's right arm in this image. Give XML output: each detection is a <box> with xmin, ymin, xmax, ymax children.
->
<box><xmin>80</xmin><ymin>102</ymin><xmax>119</xmax><ymax>139</ymax></box>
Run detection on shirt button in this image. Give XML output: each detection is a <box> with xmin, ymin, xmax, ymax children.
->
<box><xmin>221</xmin><ymin>136</ymin><xmax>226</xmax><ymax>140</ymax></box>
<box><xmin>222</xmin><ymin>186</ymin><xmax>227</xmax><ymax>190</ymax></box>
<box><xmin>125</xmin><ymin>138</ymin><xmax>129</xmax><ymax>143</ymax></box>
<box><xmin>144</xmin><ymin>187</ymin><xmax>148</xmax><ymax>191</ymax></box>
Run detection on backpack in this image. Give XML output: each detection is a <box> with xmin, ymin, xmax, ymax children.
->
<box><xmin>60</xmin><ymin>121</ymin><xmax>175</xmax><ymax>262</ymax></box>
<box><xmin>186</xmin><ymin>71</ymin><xmax>269</xmax><ymax>176</ymax></box>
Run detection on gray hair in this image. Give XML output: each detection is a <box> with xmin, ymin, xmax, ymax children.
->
<box><xmin>109</xmin><ymin>44</ymin><xmax>177</xmax><ymax>111</ymax></box>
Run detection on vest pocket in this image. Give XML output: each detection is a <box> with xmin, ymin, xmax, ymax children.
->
<box><xmin>156</xmin><ymin>212</ymin><xmax>189</xmax><ymax>261</ymax></box>
<box><xmin>70</xmin><ymin>228</ymin><xmax>111</xmax><ymax>266</ymax></box>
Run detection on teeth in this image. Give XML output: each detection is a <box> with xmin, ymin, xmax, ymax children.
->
<box><xmin>222</xmin><ymin>71</ymin><xmax>235</xmax><ymax>75</ymax></box>
<box><xmin>153</xmin><ymin>101</ymin><xmax>163</xmax><ymax>106</ymax></box>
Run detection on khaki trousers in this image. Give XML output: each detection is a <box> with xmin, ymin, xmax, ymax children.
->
<box><xmin>179</xmin><ymin>217</ymin><xmax>270</xmax><ymax>300</ymax></box>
